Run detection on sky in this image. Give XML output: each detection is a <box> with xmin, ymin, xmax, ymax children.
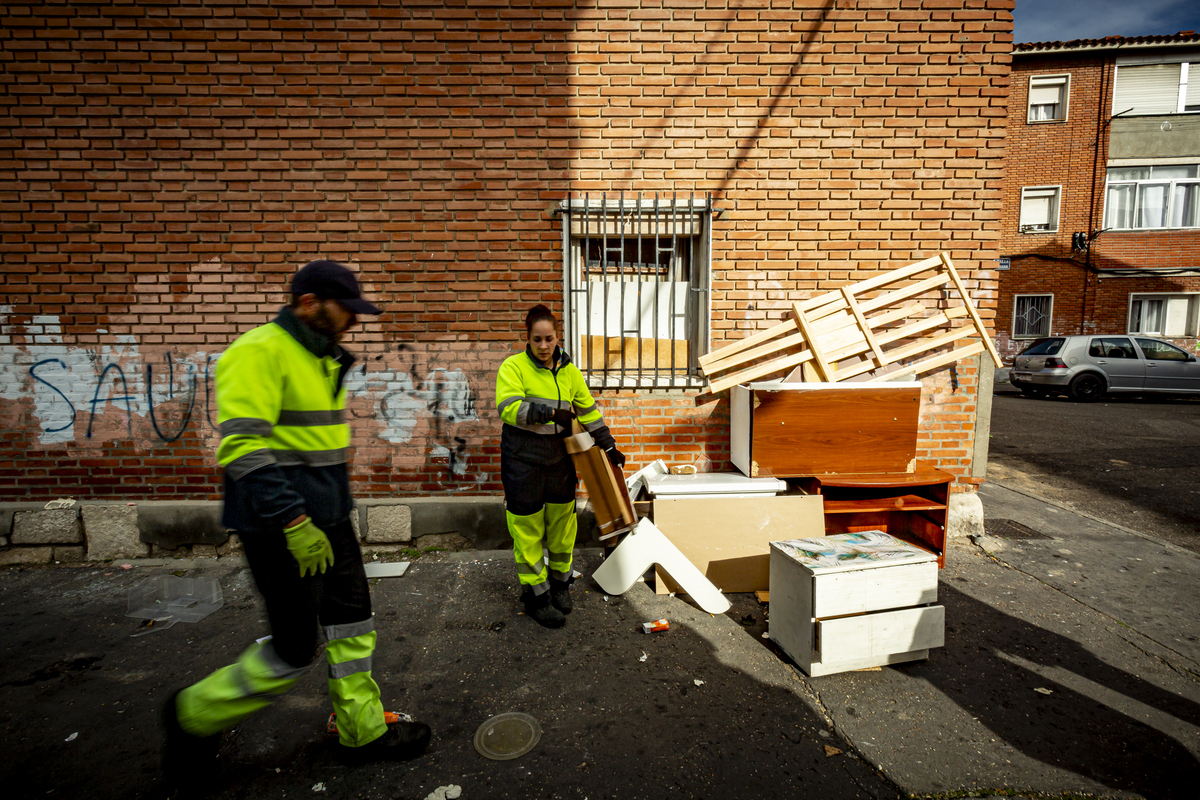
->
<box><xmin>1014</xmin><ymin>0</ymin><xmax>1200</xmax><ymax>44</ymax></box>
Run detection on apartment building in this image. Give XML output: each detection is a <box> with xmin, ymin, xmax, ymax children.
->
<box><xmin>999</xmin><ymin>31</ymin><xmax>1200</xmax><ymax>360</ymax></box>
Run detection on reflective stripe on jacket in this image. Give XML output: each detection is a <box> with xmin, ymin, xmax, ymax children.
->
<box><xmin>496</xmin><ymin>346</ymin><xmax>614</xmax><ymax>465</ymax></box>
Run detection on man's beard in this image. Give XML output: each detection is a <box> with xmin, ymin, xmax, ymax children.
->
<box><xmin>309</xmin><ymin>304</ymin><xmax>344</xmax><ymax>341</ymax></box>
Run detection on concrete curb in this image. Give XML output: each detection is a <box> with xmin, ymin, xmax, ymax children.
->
<box><xmin>0</xmin><ymin>497</ymin><xmax>607</xmax><ymax>566</ymax></box>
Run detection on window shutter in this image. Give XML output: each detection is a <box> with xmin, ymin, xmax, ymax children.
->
<box><xmin>1020</xmin><ymin>195</ymin><xmax>1049</xmax><ymax>226</ymax></box>
<box><xmin>1113</xmin><ymin>64</ymin><xmax>1181</xmax><ymax>114</ymax></box>
<box><xmin>1186</xmin><ymin>71</ymin><xmax>1200</xmax><ymax>108</ymax></box>
<box><xmin>1029</xmin><ymin>82</ymin><xmax>1062</xmax><ymax>106</ymax></box>
<box><xmin>1165</xmin><ymin>297</ymin><xmax>1190</xmax><ymax>336</ymax></box>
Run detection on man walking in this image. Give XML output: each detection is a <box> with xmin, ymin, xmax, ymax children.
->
<box><xmin>163</xmin><ymin>260</ymin><xmax>430</xmax><ymax>785</ymax></box>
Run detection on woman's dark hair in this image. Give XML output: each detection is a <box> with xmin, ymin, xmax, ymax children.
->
<box><xmin>525</xmin><ymin>304</ymin><xmax>557</xmax><ymax>334</ymax></box>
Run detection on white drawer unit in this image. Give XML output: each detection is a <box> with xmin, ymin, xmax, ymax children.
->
<box><xmin>769</xmin><ymin>531</ymin><xmax>944</xmax><ymax>677</ymax></box>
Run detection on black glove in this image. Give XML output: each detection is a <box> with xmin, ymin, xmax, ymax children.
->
<box><xmin>527</xmin><ymin>402</ymin><xmax>554</xmax><ymax>424</ymax></box>
<box><xmin>551</xmin><ymin>407</ymin><xmax>575</xmax><ymax>428</ymax></box>
<box><xmin>606</xmin><ymin>447</ymin><xmax>626</xmax><ymax>469</ymax></box>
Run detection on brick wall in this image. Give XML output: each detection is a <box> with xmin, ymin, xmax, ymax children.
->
<box><xmin>1</xmin><ymin>0</ymin><xmax>1012</xmax><ymax>501</ymax></box>
<box><xmin>997</xmin><ymin>50</ymin><xmax>1200</xmax><ymax>361</ymax></box>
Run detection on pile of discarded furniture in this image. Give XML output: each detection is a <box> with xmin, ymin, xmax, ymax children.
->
<box><xmin>579</xmin><ymin>253</ymin><xmax>998</xmax><ymax>676</ymax></box>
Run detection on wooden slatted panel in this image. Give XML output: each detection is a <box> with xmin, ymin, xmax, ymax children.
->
<box><xmin>700</xmin><ymin>252</ymin><xmax>995</xmax><ymax>390</ymax></box>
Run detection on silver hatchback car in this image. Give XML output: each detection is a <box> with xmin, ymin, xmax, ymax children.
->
<box><xmin>1010</xmin><ymin>335</ymin><xmax>1200</xmax><ymax>401</ymax></box>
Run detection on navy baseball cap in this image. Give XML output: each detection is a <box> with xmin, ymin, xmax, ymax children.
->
<box><xmin>291</xmin><ymin>260</ymin><xmax>382</xmax><ymax>315</ymax></box>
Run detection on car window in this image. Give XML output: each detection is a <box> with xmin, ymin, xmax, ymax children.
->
<box><xmin>1136</xmin><ymin>338</ymin><xmax>1190</xmax><ymax>361</ymax></box>
<box><xmin>1091</xmin><ymin>337</ymin><xmax>1136</xmax><ymax>359</ymax></box>
<box><xmin>1019</xmin><ymin>338</ymin><xmax>1065</xmax><ymax>356</ymax></box>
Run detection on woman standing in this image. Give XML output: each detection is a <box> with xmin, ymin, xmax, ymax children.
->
<box><xmin>495</xmin><ymin>305</ymin><xmax>625</xmax><ymax>628</ymax></box>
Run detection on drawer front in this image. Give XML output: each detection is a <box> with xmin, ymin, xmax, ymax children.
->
<box><xmin>816</xmin><ymin>605</ymin><xmax>944</xmax><ymax>664</ymax></box>
<box><xmin>812</xmin><ymin>562</ymin><xmax>937</xmax><ymax>618</ymax></box>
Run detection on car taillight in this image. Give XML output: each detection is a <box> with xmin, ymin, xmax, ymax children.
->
<box><xmin>1044</xmin><ymin>357</ymin><xmax>1066</xmax><ymax>369</ymax></box>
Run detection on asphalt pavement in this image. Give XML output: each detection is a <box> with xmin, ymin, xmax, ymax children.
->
<box><xmin>989</xmin><ymin>373</ymin><xmax>1200</xmax><ymax>552</ymax></box>
<box><xmin>4</xmin><ymin>383</ymin><xmax>1200</xmax><ymax>799</ymax></box>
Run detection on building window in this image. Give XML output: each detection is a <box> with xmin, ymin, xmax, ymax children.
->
<box><xmin>1019</xmin><ymin>186</ymin><xmax>1061</xmax><ymax>233</ymax></box>
<box><xmin>1027</xmin><ymin>74</ymin><xmax>1069</xmax><ymax>122</ymax></box>
<box><xmin>1104</xmin><ymin>164</ymin><xmax>1200</xmax><ymax>230</ymax></box>
<box><xmin>1112</xmin><ymin>61</ymin><xmax>1200</xmax><ymax>115</ymax></box>
<box><xmin>1013</xmin><ymin>294</ymin><xmax>1053</xmax><ymax>339</ymax></box>
<box><xmin>1129</xmin><ymin>294</ymin><xmax>1199</xmax><ymax>337</ymax></box>
<box><xmin>561</xmin><ymin>194</ymin><xmax>712</xmax><ymax>388</ymax></box>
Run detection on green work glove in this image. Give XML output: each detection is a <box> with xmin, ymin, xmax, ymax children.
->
<box><xmin>284</xmin><ymin>518</ymin><xmax>335</xmax><ymax>577</ymax></box>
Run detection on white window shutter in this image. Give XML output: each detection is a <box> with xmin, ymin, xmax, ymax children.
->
<box><xmin>1020</xmin><ymin>195</ymin><xmax>1048</xmax><ymax>226</ymax></box>
<box><xmin>1165</xmin><ymin>297</ymin><xmax>1189</xmax><ymax>336</ymax></box>
<box><xmin>1029</xmin><ymin>83</ymin><xmax>1061</xmax><ymax>106</ymax></box>
<box><xmin>1113</xmin><ymin>64</ymin><xmax>1182</xmax><ymax>115</ymax></box>
<box><xmin>1186</xmin><ymin>70</ymin><xmax>1200</xmax><ymax>108</ymax></box>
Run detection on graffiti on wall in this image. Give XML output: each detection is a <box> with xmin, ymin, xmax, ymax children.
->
<box><xmin>0</xmin><ymin>307</ymin><xmax>487</xmax><ymax>482</ymax></box>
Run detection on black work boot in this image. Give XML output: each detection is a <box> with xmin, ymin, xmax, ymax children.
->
<box><xmin>340</xmin><ymin>718</ymin><xmax>432</xmax><ymax>764</ymax></box>
<box><xmin>522</xmin><ymin>587</ymin><xmax>566</xmax><ymax>629</ymax></box>
<box><xmin>549</xmin><ymin>577</ymin><xmax>574</xmax><ymax>615</ymax></box>
<box><xmin>162</xmin><ymin>689</ymin><xmax>221</xmax><ymax>795</ymax></box>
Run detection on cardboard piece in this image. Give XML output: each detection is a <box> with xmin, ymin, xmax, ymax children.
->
<box><xmin>591</xmin><ymin>518</ymin><xmax>731</xmax><ymax>614</ymax></box>
<box><xmin>565</xmin><ymin>424</ymin><xmax>636</xmax><ymax>541</ymax></box>
<box><xmin>652</xmin><ymin>495</ymin><xmax>826</xmax><ymax>594</ymax></box>
<box><xmin>364</xmin><ymin>562</ymin><xmax>410</xmax><ymax>579</ymax></box>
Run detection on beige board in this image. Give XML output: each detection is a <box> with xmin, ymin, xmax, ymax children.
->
<box><xmin>652</xmin><ymin>495</ymin><xmax>825</xmax><ymax>594</ymax></box>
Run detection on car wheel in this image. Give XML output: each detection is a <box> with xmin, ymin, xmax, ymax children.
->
<box><xmin>1068</xmin><ymin>372</ymin><xmax>1105</xmax><ymax>402</ymax></box>
<box><xmin>1019</xmin><ymin>386</ymin><xmax>1050</xmax><ymax>398</ymax></box>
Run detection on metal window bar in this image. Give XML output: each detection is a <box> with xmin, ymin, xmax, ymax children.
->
<box><xmin>562</xmin><ymin>192</ymin><xmax>711</xmax><ymax>388</ymax></box>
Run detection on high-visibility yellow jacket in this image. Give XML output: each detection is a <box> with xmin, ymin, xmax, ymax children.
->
<box><xmin>215</xmin><ymin>307</ymin><xmax>357</xmax><ymax>532</ymax></box>
<box><xmin>496</xmin><ymin>346</ymin><xmax>615</xmax><ymax>465</ymax></box>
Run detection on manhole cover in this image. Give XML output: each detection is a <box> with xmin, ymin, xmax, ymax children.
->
<box><xmin>984</xmin><ymin>519</ymin><xmax>1051</xmax><ymax>540</ymax></box>
<box><xmin>474</xmin><ymin>713</ymin><xmax>541</xmax><ymax>761</ymax></box>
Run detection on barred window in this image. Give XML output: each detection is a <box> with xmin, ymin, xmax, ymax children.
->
<box><xmin>1013</xmin><ymin>294</ymin><xmax>1053</xmax><ymax>339</ymax></box>
<box><xmin>561</xmin><ymin>194</ymin><xmax>712</xmax><ymax>388</ymax></box>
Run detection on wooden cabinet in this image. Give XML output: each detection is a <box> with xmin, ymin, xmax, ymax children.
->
<box><xmin>799</xmin><ymin>467</ymin><xmax>952</xmax><ymax>568</ymax></box>
<box><xmin>769</xmin><ymin>532</ymin><xmax>944</xmax><ymax>676</ymax></box>
<box><xmin>730</xmin><ymin>382</ymin><xmax>922</xmax><ymax>478</ymax></box>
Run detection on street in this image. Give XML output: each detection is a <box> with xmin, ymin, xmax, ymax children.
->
<box><xmin>3</xmin><ymin>389</ymin><xmax>1200</xmax><ymax>800</ymax></box>
<box><xmin>988</xmin><ymin>388</ymin><xmax>1200</xmax><ymax>552</ymax></box>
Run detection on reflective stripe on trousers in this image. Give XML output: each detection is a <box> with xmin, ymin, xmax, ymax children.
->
<box><xmin>324</xmin><ymin>618</ymin><xmax>387</xmax><ymax>747</ymax></box>
<box><xmin>507</xmin><ymin>499</ymin><xmax>576</xmax><ymax>593</ymax></box>
<box><xmin>176</xmin><ymin>640</ymin><xmax>313</xmax><ymax>738</ymax></box>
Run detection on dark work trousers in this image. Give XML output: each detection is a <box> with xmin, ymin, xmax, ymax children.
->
<box><xmin>241</xmin><ymin>518</ymin><xmax>372</xmax><ymax>668</ymax></box>
<box><xmin>500</xmin><ymin>455</ymin><xmax>578</xmax><ymax>516</ymax></box>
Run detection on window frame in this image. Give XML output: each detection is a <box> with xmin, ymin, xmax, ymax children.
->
<box><xmin>1103</xmin><ymin>164</ymin><xmax>1200</xmax><ymax>231</ymax></box>
<box><xmin>1127</xmin><ymin>292</ymin><xmax>1200</xmax><ymax>337</ymax></box>
<box><xmin>1018</xmin><ymin>185</ymin><xmax>1062</xmax><ymax>234</ymax></box>
<box><xmin>1027</xmin><ymin>73</ymin><xmax>1070</xmax><ymax>123</ymax></box>
<box><xmin>560</xmin><ymin>194</ymin><xmax>713</xmax><ymax>389</ymax></box>
<box><xmin>1012</xmin><ymin>293</ymin><xmax>1054</xmax><ymax>340</ymax></box>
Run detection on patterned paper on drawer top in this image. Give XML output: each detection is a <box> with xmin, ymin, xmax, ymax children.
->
<box><xmin>772</xmin><ymin>531</ymin><xmax>936</xmax><ymax>574</ymax></box>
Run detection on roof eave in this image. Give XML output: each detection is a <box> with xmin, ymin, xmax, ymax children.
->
<box><xmin>1015</xmin><ymin>39</ymin><xmax>1200</xmax><ymax>57</ymax></box>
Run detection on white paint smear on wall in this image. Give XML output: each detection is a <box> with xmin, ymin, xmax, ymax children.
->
<box><xmin>0</xmin><ymin>307</ymin><xmax>477</xmax><ymax>447</ymax></box>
